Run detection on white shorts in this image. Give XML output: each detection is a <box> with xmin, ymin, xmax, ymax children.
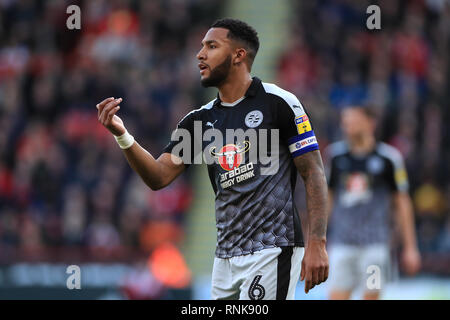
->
<box><xmin>328</xmin><ymin>244</ymin><xmax>391</xmax><ymax>293</ymax></box>
<box><xmin>211</xmin><ymin>246</ymin><xmax>304</xmax><ymax>300</ymax></box>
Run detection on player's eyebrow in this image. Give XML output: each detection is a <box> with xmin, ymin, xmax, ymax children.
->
<box><xmin>201</xmin><ymin>40</ymin><xmax>220</xmax><ymax>46</ymax></box>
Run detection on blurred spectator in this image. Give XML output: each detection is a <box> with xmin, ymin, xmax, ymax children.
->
<box><xmin>0</xmin><ymin>0</ymin><xmax>223</xmax><ymax>263</ymax></box>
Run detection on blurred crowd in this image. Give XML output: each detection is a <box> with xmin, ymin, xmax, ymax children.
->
<box><xmin>278</xmin><ymin>0</ymin><xmax>449</xmax><ymax>274</ymax></box>
<box><xmin>0</xmin><ymin>0</ymin><xmax>222</xmax><ymax>263</ymax></box>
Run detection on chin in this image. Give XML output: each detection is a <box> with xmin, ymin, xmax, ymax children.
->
<box><xmin>200</xmin><ymin>77</ymin><xmax>214</xmax><ymax>88</ymax></box>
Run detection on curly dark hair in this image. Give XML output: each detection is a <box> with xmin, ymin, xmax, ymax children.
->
<box><xmin>211</xmin><ymin>18</ymin><xmax>260</xmax><ymax>69</ymax></box>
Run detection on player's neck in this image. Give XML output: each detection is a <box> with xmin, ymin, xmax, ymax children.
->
<box><xmin>217</xmin><ymin>72</ymin><xmax>252</xmax><ymax>103</ymax></box>
<box><xmin>349</xmin><ymin>134</ymin><xmax>376</xmax><ymax>156</ymax></box>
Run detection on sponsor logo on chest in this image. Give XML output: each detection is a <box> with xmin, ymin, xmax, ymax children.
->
<box><xmin>210</xmin><ymin>142</ymin><xmax>256</xmax><ymax>189</ymax></box>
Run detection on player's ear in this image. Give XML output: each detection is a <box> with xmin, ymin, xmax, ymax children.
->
<box><xmin>233</xmin><ymin>48</ymin><xmax>247</xmax><ymax>65</ymax></box>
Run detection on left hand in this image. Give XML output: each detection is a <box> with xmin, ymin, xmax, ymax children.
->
<box><xmin>401</xmin><ymin>246</ymin><xmax>421</xmax><ymax>276</ymax></box>
<box><xmin>300</xmin><ymin>239</ymin><xmax>329</xmax><ymax>293</ymax></box>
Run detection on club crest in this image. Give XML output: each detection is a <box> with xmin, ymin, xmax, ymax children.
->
<box><xmin>245</xmin><ymin>110</ymin><xmax>263</xmax><ymax>128</ymax></box>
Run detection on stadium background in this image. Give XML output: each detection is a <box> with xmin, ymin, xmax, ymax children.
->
<box><xmin>0</xmin><ymin>0</ymin><xmax>448</xmax><ymax>299</ymax></box>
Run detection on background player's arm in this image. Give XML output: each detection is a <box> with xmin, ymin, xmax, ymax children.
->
<box><xmin>96</xmin><ymin>97</ymin><xmax>185</xmax><ymax>190</ymax></box>
<box><xmin>294</xmin><ymin>150</ymin><xmax>329</xmax><ymax>293</ymax></box>
<box><xmin>327</xmin><ymin>190</ymin><xmax>334</xmax><ymax>220</ymax></box>
<box><xmin>323</xmin><ymin>147</ymin><xmax>335</xmax><ymax>220</ymax></box>
<box><xmin>386</xmin><ymin>147</ymin><xmax>421</xmax><ymax>276</ymax></box>
<box><xmin>393</xmin><ymin>191</ymin><xmax>421</xmax><ymax>275</ymax></box>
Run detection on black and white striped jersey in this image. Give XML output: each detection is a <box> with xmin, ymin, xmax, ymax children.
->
<box><xmin>163</xmin><ymin>77</ymin><xmax>320</xmax><ymax>258</ymax></box>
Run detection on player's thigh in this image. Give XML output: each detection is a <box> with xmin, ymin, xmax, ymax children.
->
<box><xmin>328</xmin><ymin>244</ymin><xmax>360</xmax><ymax>293</ymax></box>
<box><xmin>285</xmin><ymin>247</ymin><xmax>304</xmax><ymax>299</ymax></box>
<box><xmin>358</xmin><ymin>244</ymin><xmax>390</xmax><ymax>294</ymax></box>
<box><xmin>237</xmin><ymin>246</ymin><xmax>302</xmax><ymax>300</ymax></box>
<box><xmin>211</xmin><ymin>257</ymin><xmax>239</xmax><ymax>300</ymax></box>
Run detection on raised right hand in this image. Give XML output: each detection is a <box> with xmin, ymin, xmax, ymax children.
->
<box><xmin>96</xmin><ymin>97</ymin><xmax>126</xmax><ymax>136</ymax></box>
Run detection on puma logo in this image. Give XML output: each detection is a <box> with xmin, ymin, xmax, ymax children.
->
<box><xmin>206</xmin><ymin>120</ymin><xmax>217</xmax><ymax>130</ymax></box>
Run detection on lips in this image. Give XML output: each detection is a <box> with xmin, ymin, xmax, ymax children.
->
<box><xmin>198</xmin><ymin>63</ymin><xmax>209</xmax><ymax>75</ymax></box>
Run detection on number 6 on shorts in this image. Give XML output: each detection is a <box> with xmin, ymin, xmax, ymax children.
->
<box><xmin>248</xmin><ymin>275</ymin><xmax>265</xmax><ymax>300</ymax></box>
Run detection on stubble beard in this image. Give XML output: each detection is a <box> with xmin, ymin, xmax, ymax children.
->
<box><xmin>200</xmin><ymin>55</ymin><xmax>232</xmax><ymax>88</ymax></box>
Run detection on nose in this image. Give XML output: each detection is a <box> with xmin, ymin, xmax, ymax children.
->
<box><xmin>196</xmin><ymin>47</ymin><xmax>206</xmax><ymax>61</ymax></box>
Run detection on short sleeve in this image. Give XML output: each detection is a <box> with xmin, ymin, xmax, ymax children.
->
<box><xmin>388</xmin><ymin>152</ymin><xmax>409</xmax><ymax>193</ymax></box>
<box><xmin>379</xmin><ymin>143</ymin><xmax>409</xmax><ymax>192</ymax></box>
<box><xmin>276</xmin><ymin>97</ymin><xmax>320</xmax><ymax>158</ymax></box>
<box><xmin>162</xmin><ymin>111</ymin><xmax>199</xmax><ymax>168</ymax></box>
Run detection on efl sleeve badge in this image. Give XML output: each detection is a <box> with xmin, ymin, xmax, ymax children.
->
<box><xmin>295</xmin><ymin>114</ymin><xmax>312</xmax><ymax>134</ymax></box>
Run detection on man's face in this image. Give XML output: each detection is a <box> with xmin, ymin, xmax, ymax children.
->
<box><xmin>197</xmin><ymin>28</ymin><xmax>234</xmax><ymax>87</ymax></box>
<box><xmin>341</xmin><ymin>108</ymin><xmax>375</xmax><ymax>140</ymax></box>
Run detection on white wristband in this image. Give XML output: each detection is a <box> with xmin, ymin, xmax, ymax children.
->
<box><xmin>114</xmin><ymin>130</ymin><xmax>135</xmax><ymax>149</ymax></box>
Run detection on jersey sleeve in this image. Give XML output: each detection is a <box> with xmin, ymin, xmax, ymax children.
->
<box><xmin>162</xmin><ymin>111</ymin><xmax>198</xmax><ymax>168</ymax></box>
<box><xmin>276</xmin><ymin>96</ymin><xmax>320</xmax><ymax>158</ymax></box>
<box><xmin>385</xmin><ymin>146</ymin><xmax>409</xmax><ymax>192</ymax></box>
